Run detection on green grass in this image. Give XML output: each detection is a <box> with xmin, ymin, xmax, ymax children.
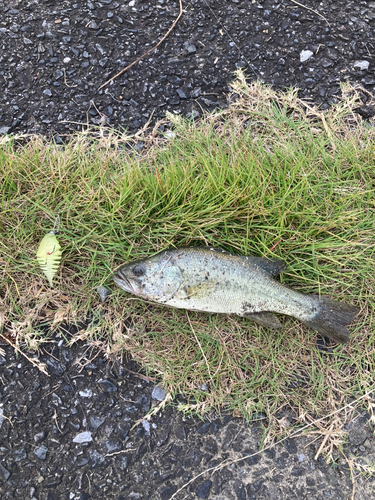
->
<box><xmin>1</xmin><ymin>73</ymin><xmax>374</xmax><ymax>436</ymax></box>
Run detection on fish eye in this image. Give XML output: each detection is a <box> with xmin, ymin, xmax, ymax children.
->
<box><xmin>132</xmin><ymin>265</ymin><xmax>144</xmax><ymax>277</ymax></box>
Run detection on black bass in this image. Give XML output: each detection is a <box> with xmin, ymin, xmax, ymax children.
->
<box><xmin>114</xmin><ymin>247</ymin><xmax>357</xmax><ymax>343</ymax></box>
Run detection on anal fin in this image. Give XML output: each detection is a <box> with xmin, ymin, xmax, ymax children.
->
<box><xmin>243</xmin><ymin>311</ymin><xmax>282</xmax><ymax>329</ymax></box>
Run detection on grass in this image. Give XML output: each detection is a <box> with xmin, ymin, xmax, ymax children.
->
<box><xmin>1</xmin><ymin>72</ymin><xmax>375</xmax><ymax>450</ymax></box>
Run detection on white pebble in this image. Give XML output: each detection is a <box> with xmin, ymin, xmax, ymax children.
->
<box><xmin>300</xmin><ymin>50</ymin><xmax>314</xmax><ymax>63</ymax></box>
<box><xmin>354</xmin><ymin>60</ymin><xmax>369</xmax><ymax>71</ymax></box>
<box><xmin>73</xmin><ymin>431</ymin><xmax>92</xmax><ymax>443</ymax></box>
<box><xmin>164</xmin><ymin>131</ymin><xmax>176</xmax><ymax>140</ymax></box>
<box><xmin>63</xmin><ymin>57</ymin><xmax>71</xmax><ymax>64</ymax></box>
<box><xmin>79</xmin><ymin>389</ymin><xmax>92</xmax><ymax>398</ymax></box>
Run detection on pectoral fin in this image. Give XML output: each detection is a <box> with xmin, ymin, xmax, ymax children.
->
<box><xmin>243</xmin><ymin>311</ymin><xmax>282</xmax><ymax>329</ymax></box>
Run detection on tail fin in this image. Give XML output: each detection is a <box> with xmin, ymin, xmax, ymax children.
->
<box><xmin>303</xmin><ymin>297</ymin><xmax>358</xmax><ymax>344</ymax></box>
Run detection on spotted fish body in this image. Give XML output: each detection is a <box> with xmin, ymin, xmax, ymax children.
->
<box><xmin>114</xmin><ymin>247</ymin><xmax>357</xmax><ymax>343</ymax></box>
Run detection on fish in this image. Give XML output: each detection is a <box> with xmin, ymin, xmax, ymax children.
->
<box><xmin>114</xmin><ymin>247</ymin><xmax>358</xmax><ymax>343</ymax></box>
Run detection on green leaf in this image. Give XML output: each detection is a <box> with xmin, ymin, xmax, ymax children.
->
<box><xmin>36</xmin><ymin>232</ymin><xmax>62</xmax><ymax>287</ymax></box>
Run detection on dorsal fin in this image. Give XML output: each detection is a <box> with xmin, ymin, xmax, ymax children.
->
<box><xmin>242</xmin><ymin>256</ymin><xmax>287</xmax><ymax>277</ymax></box>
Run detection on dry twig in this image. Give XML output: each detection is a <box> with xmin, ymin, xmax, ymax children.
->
<box><xmin>187</xmin><ymin>312</ymin><xmax>214</xmax><ymax>389</ymax></box>
<box><xmin>0</xmin><ymin>332</ymin><xmax>49</xmax><ymax>376</ymax></box>
<box><xmin>98</xmin><ymin>0</ymin><xmax>183</xmax><ymax>90</ymax></box>
<box><xmin>288</xmin><ymin>0</ymin><xmax>330</xmax><ymax>26</ymax></box>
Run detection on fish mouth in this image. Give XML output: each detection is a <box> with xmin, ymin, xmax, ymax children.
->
<box><xmin>113</xmin><ymin>269</ymin><xmax>135</xmax><ymax>294</ymax></box>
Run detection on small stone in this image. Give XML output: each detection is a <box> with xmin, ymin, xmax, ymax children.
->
<box><xmin>185</xmin><ymin>43</ymin><xmax>197</xmax><ymax>53</ymax></box>
<box><xmin>197</xmin><ymin>422</ymin><xmax>211</xmax><ymax>434</ymax></box>
<box><xmin>95</xmin><ymin>43</ymin><xmax>105</xmax><ymax>55</ymax></box>
<box><xmin>12</xmin><ymin>448</ymin><xmax>27</xmax><ymax>461</ymax></box>
<box><xmin>151</xmin><ymin>385</ymin><xmax>167</xmax><ymax>401</ymax></box>
<box><xmin>164</xmin><ymin>130</ymin><xmax>176</xmax><ymax>140</ymax></box>
<box><xmin>89</xmin><ymin>449</ymin><xmax>105</xmax><ymax>467</ymax></box>
<box><xmin>46</xmin><ymin>358</ymin><xmax>66</xmax><ymax>375</ymax></box>
<box><xmin>52</xmin><ymin>393</ymin><xmax>62</xmax><ymax>405</ymax></box>
<box><xmin>125</xmin><ymin>405</ymin><xmax>138</xmax><ymax>414</ymax></box>
<box><xmin>89</xmin><ymin>416</ymin><xmax>105</xmax><ymax>431</ymax></box>
<box><xmin>300</xmin><ymin>50</ymin><xmax>314</xmax><ymax>62</ymax></box>
<box><xmin>354</xmin><ymin>60</ymin><xmax>369</xmax><ymax>70</ymax></box>
<box><xmin>0</xmin><ymin>126</ymin><xmax>11</xmax><ymax>134</ymax></box>
<box><xmin>199</xmin><ymin>383</ymin><xmax>209</xmax><ymax>392</ymax></box>
<box><xmin>196</xmin><ymin>480</ymin><xmax>212</xmax><ymax>499</ymax></box>
<box><xmin>116</xmin><ymin>455</ymin><xmax>128</xmax><ymax>471</ymax></box>
<box><xmin>191</xmin><ymin>87</ymin><xmax>201</xmax><ymax>98</ymax></box>
<box><xmin>297</xmin><ymin>453</ymin><xmax>306</xmax><ymax>462</ymax></box>
<box><xmin>136</xmin><ymin>394</ymin><xmax>151</xmax><ymax>412</ymax></box>
<box><xmin>129</xmin><ymin>0</ymin><xmax>135</xmax><ymax>6</ymax></box>
<box><xmin>349</xmin><ymin>427</ymin><xmax>367</xmax><ymax>446</ymax></box>
<box><xmin>187</xmin><ymin>110</ymin><xmax>200</xmax><ymax>120</ymax></box>
<box><xmin>88</xmin><ymin>21</ymin><xmax>99</xmax><ymax>30</ymax></box>
<box><xmin>0</xmin><ymin>463</ymin><xmax>11</xmax><ymax>481</ymax></box>
<box><xmin>104</xmin><ymin>439</ymin><xmax>122</xmax><ymax>452</ymax></box>
<box><xmin>156</xmin><ymin>428</ymin><xmax>170</xmax><ymax>447</ymax></box>
<box><xmin>128</xmin><ymin>493</ymin><xmax>142</xmax><ymax>499</ymax></box>
<box><xmin>34</xmin><ymin>431</ymin><xmax>47</xmax><ymax>443</ymax></box>
<box><xmin>176</xmin><ymin>88</ymin><xmax>187</xmax><ymax>99</ymax></box>
<box><xmin>34</xmin><ymin>445</ymin><xmax>48</xmax><ymax>460</ymax></box>
<box><xmin>355</xmin><ymin>105</ymin><xmax>375</xmax><ymax>118</ymax></box>
<box><xmin>142</xmin><ymin>420</ymin><xmax>150</xmax><ymax>436</ymax></box>
<box><xmin>43</xmin><ymin>88</ymin><xmax>52</xmax><ymax>98</ymax></box>
<box><xmin>320</xmin><ymin>57</ymin><xmax>333</xmax><ymax>68</ymax></box>
<box><xmin>169</xmin><ymin>97</ymin><xmax>180</xmax><ymax>105</ymax></box>
<box><xmin>98</xmin><ymin>379</ymin><xmax>117</xmax><ymax>392</ymax></box>
<box><xmin>79</xmin><ymin>389</ymin><xmax>92</xmax><ymax>398</ymax></box>
<box><xmin>73</xmin><ymin>431</ymin><xmax>93</xmax><ymax>443</ymax></box>
<box><xmin>96</xmin><ymin>286</ymin><xmax>111</xmax><ymax>302</ymax></box>
<box><xmin>63</xmin><ymin>57</ymin><xmax>71</xmax><ymax>63</ymax></box>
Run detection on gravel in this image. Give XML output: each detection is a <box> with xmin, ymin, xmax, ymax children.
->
<box><xmin>1</xmin><ymin>335</ymin><xmax>374</xmax><ymax>499</ymax></box>
<box><xmin>1</xmin><ymin>0</ymin><xmax>375</xmax><ymax>137</ymax></box>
